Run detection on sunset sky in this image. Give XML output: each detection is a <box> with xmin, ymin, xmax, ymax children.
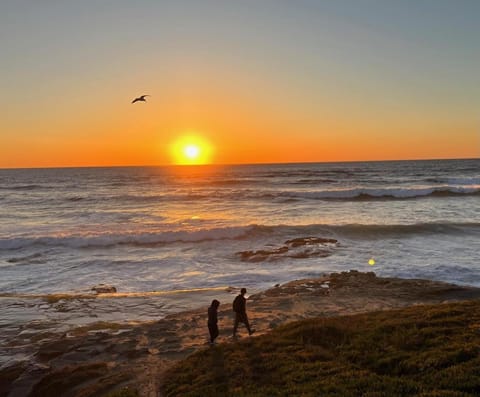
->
<box><xmin>1</xmin><ymin>0</ymin><xmax>479</xmax><ymax>168</ymax></box>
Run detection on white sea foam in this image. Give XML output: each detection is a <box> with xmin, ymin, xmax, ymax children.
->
<box><xmin>0</xmin><ymin>226</ymin><xmax>253</xmax><ymax>250</ymax></box>
<box><xmin>57</xmin><ymin>184</ymin><xmax>479</xmax><ymax>203</ymax></box>
<box><xmin>2</xmin><ymin>222</ymin><xmax>478</xmax><ymax>251</ymax></box>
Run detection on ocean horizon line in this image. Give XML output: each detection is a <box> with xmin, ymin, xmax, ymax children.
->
<box><xmin>0</xmin><ymin>156</ymin><xmax>477</xmax><ymax>171</ymax></box>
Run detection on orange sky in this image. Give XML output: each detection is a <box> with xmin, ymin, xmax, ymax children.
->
<box><xmin>1</xmin><ymin>2</ymin><xmax>479</xmax><ymax>168</ymax></box>
<box><xmin>2</xmin><ymin>86</ymin><xmax>477</xmax><ymax>168</ymax></box>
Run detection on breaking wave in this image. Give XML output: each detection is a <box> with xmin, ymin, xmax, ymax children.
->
<box><xmin>1</xmin><ymin>222</ymin><xmax>479</xmax><ymax>251</ymax></box>
<box><xmin>0</xmin><ymin>226</ymin><xmax>253</xmax><ymax>250</ymax></box>
<box><xmin>278</xmin><ymin>185</ymin><xmax>480</xmax><ymax>200</ymax></box>
<box><xmin>425</xmin><ymin>177</ymin><xmax>480</xmax><ymax>185</ymax></box>
<box><xmin>51</xmin><ymin>184</ymin><xmax>480</xmax><ymax>204</ymax></box>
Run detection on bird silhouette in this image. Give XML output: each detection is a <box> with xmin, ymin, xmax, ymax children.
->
<box><xmin>131</xmin><ymin>95</ymin><xmax>149</xmax><ymax>104</ymax></box>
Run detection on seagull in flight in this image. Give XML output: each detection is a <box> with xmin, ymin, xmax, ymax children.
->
<box><xmin>131</xmin><ymin>95</ymin><xmax>149</xmax><ymax>104</ymax></box>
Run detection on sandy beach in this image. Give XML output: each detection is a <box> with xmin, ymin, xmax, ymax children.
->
<box><xmin>2</xmin><ymin>270</ymin><xmax>480</xmax><ymax>397</ymax></box>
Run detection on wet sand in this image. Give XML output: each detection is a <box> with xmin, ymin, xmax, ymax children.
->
<box><xmin>2</xmin><ymin>271</ymin><xmax>480</xmax><ymax>397</ymax></box>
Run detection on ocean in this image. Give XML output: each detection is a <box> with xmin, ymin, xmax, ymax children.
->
<box><xmin>0</xmin><ymin>159</ymin><xmax>479</xmax><ymax>362</ymax></box>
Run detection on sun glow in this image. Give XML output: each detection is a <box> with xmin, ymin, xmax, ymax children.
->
<box><xmin>170</xmin><ymin>135</ymin><xmax>213</xmax><ymax>165</ymax></box>
<box><xmin>184</xmin><ymin>145</ymin><xmax>200</xmax><ymax>160</ymax></box>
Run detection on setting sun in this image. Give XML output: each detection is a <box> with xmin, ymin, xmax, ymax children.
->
<box><xmin>184</xmin><ymin>145</ymin><xmax>200</xmax><ymax>160</ymax></box>
<box><xmin>170</xmin><ymin>135</ymin><xmax>213</xmax><ymax>165</ymax></box>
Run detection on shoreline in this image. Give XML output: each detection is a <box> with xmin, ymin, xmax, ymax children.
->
<box><xmin>2</xmin><ymin>271</ymin><xmax>480</xmax><ymax>396</ymax></box>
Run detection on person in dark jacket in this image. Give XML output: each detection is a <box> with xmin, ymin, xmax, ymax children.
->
<box><xmin>232</xmin><ymin>288</ymin><xmax>255</xmax><ymax>337</ymax></box>
<box><xmin>208</xmin><ymin>299</ymin><xmax>220</xmax><ymax>345</ymax></box>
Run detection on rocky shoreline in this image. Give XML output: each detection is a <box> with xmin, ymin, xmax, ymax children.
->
<box><xmin>2</xmin><ymin>271</ymin><xmax>480</xmax><ymax>397</ymax></box>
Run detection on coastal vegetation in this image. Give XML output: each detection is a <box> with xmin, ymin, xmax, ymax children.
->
<box><xmin>162</xmin><ymin>300</ymin><xmax>480</xmax><ymax>396</ymax></box>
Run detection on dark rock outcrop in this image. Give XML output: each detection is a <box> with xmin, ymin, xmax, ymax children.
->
<box><xmin>91</xmin><ymin>284</ymin><xmax>117</xmax><ymax>294</ymax></box>
<box><xmin>236</xmin><ymin>236</ymin><xmax>339</xmax><ymax>262</ymax></box>
<box><xmin>285</xmin><ymin>237</ymin><xmax>337</xmax><ymax>246</ymax></box>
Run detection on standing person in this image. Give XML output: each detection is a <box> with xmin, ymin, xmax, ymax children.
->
<box><xmin>232</xmin><ymin>288</ymin><xmax>255</xmax><ymax>337</ymax></box>
<box><xmin>208</xmin><ymin>299</ymin><xmax>220</xmax><ymax>345</ymax></box>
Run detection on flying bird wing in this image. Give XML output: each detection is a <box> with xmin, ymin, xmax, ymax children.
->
<box><xmin>132</xmin><ymin>95</ymin><xmax>149</xmax><ymax>103</ymax></box>
<box><xmin>132</xmin><ymin>95</ymin><xmax>150</xmax><ymax>103</ymax></box>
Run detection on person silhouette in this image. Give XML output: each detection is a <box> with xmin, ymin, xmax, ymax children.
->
<box><xmin>232</xmin><ymin>288</ymin><xmax>255</xmax><ymax>337</ymax></box>
<box><xmin>208</xmin><ymin>299</ymin><xmax>220</xmax><ymax>345</ymax></box>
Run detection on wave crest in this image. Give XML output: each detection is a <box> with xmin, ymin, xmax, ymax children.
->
<box><xmin>0</xmin><ymin>226</ymin><xmax>252</xmax><ymax>250</ymax></box>
<box><xmin>1</xmin><ymin>222</ymin><xmax>478</xmax><ymax>251</ymax></box>
<box><xmin>279</xmin><ymin>186</ymin><xmax>480</xmax><ymax>200</ymax></box>
<box><xmin>426</xmin><ymin>177</ymin><xmax>480</xmax><ymax>185</ymax></box>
